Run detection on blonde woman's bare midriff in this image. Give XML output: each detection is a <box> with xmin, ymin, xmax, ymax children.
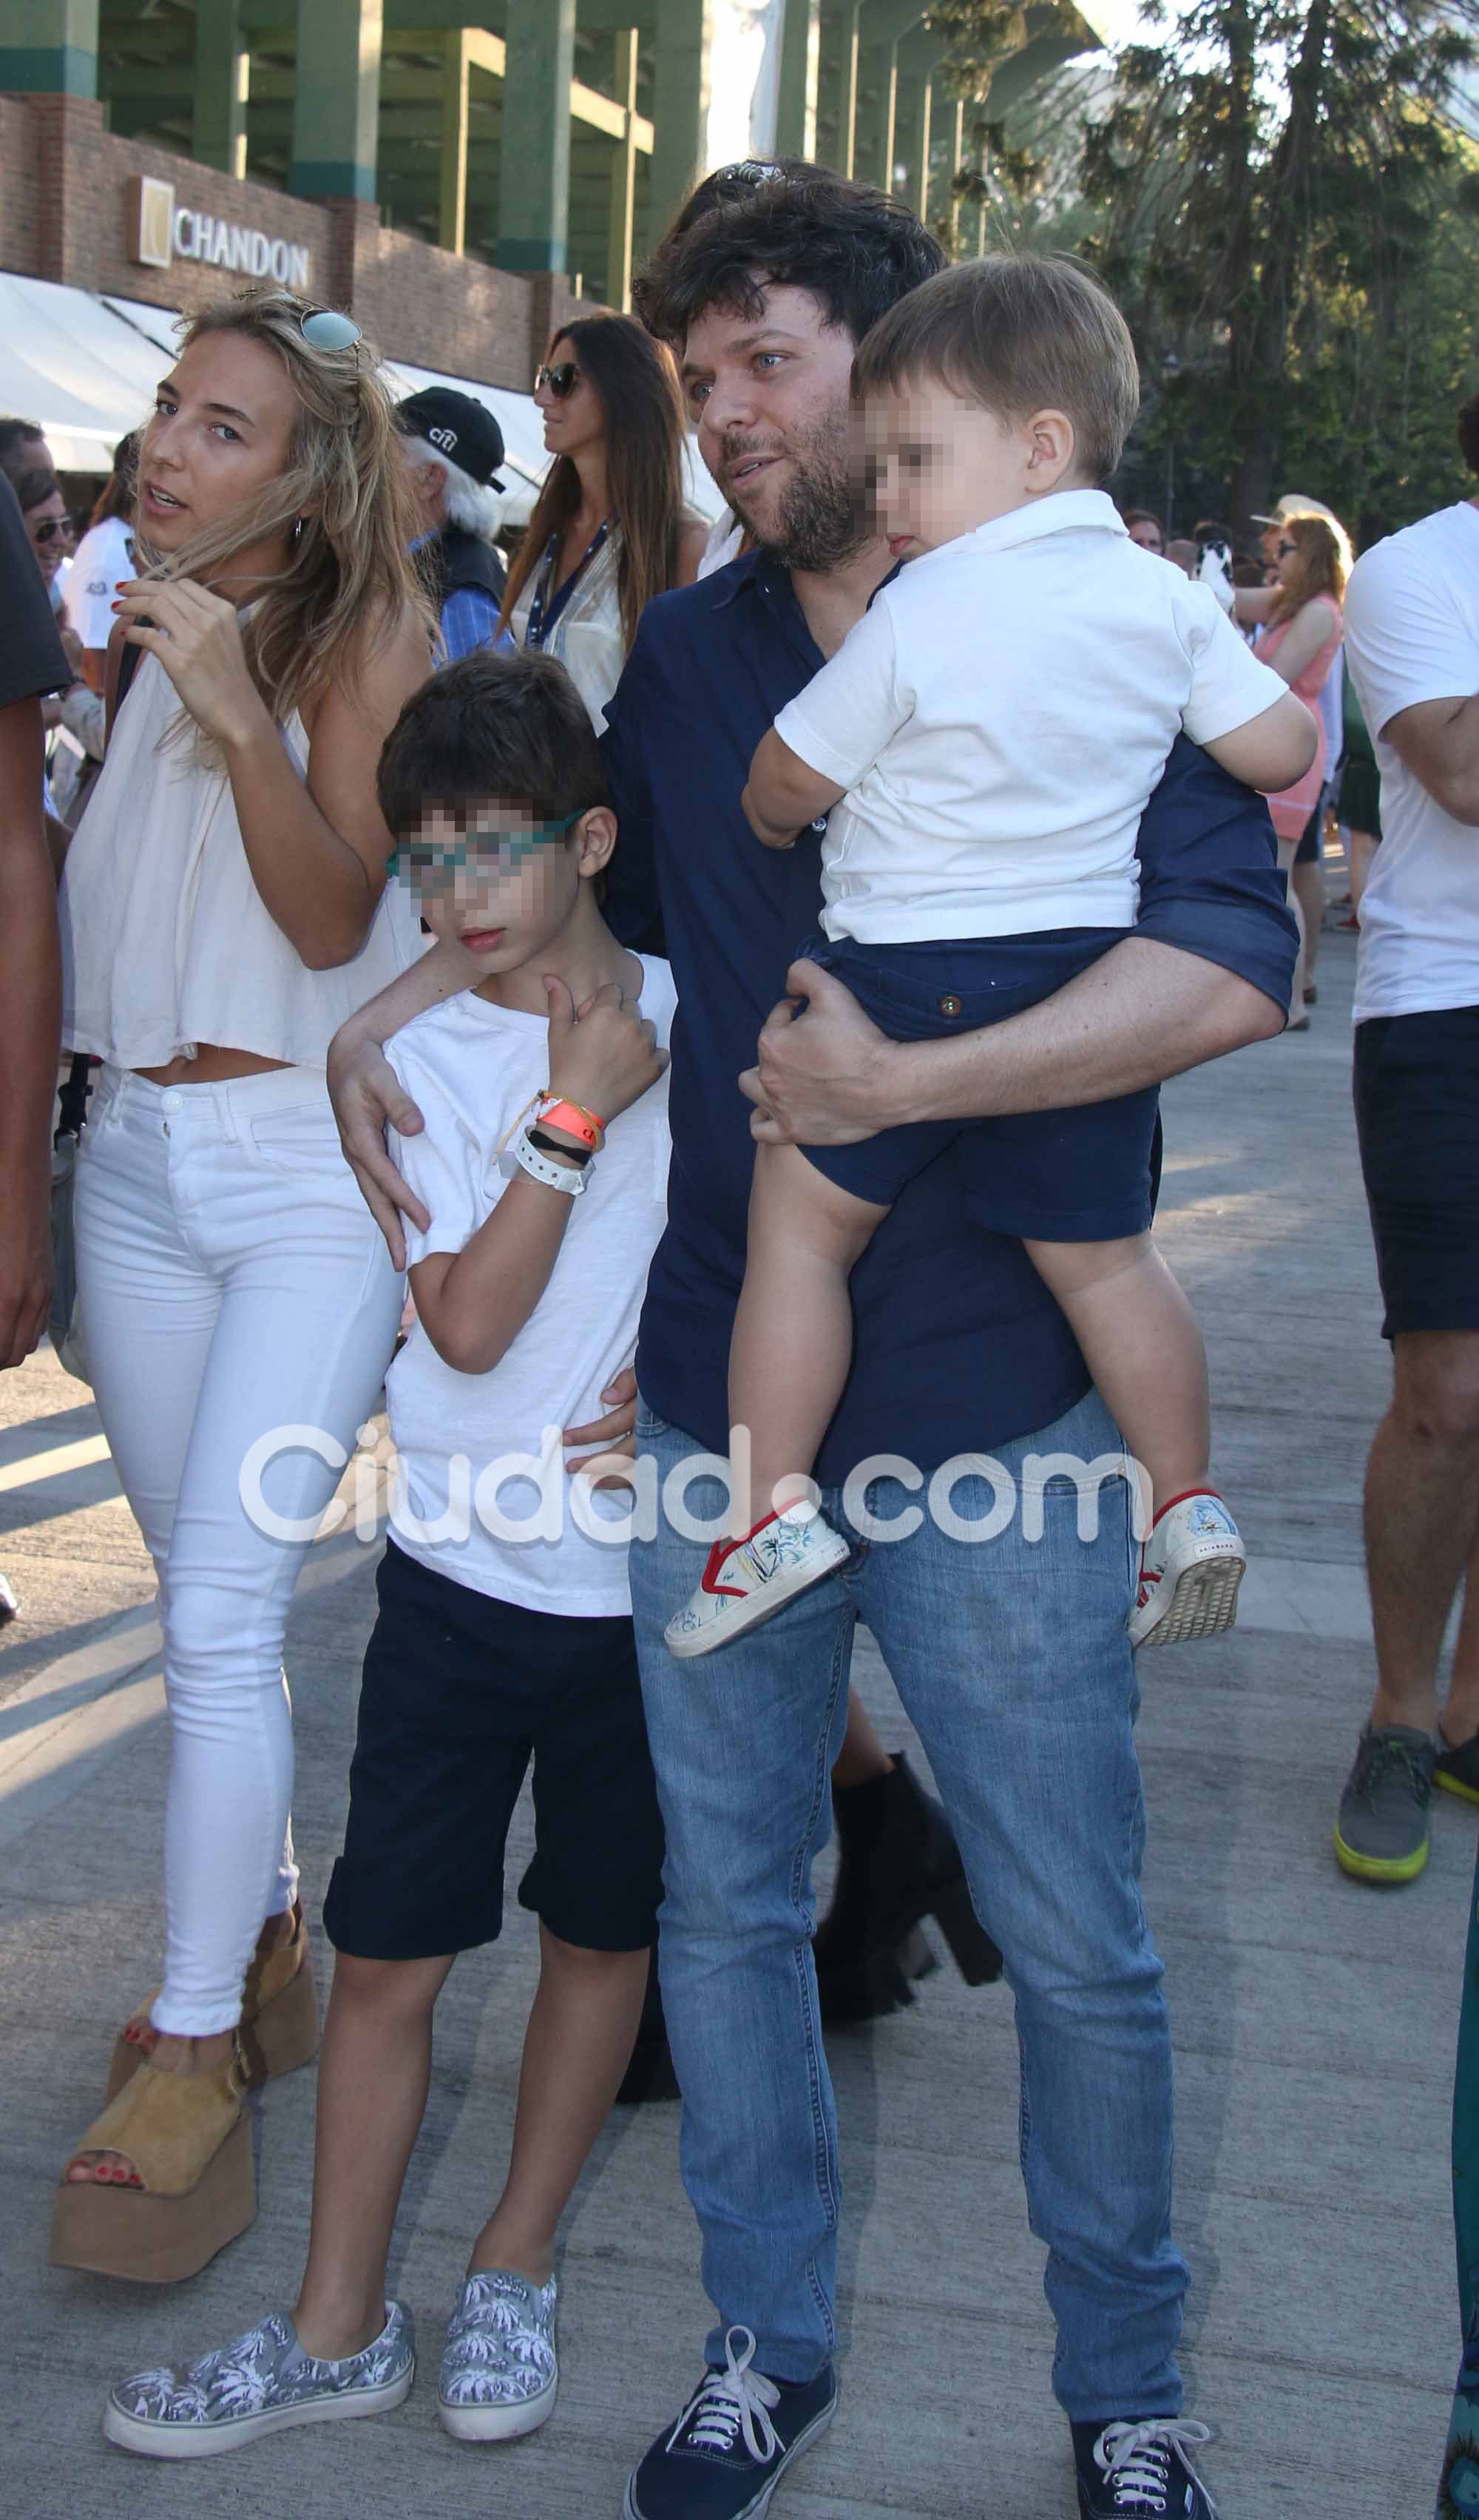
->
<box><xmin>135</xmin><ymin>1047</ymin><xmax>293</xmax><ymax>1086</ymax></box>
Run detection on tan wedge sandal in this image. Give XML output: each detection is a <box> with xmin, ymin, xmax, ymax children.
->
<box><xmin>106</xmin><ymin>1907</ymin><xmax>318</xmax><ymax>2104</ymax></box>
<box><xmin>49</xmin><ymin>2036</ymin><xmax>254</xmax><ymax>2283</ymax></box>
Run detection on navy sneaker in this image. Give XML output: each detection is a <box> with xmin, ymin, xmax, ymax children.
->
<box><xmin>623</xmin><ymin>2327</ymin><xmax>836</xmax><ymax>2519</ymax></box>
<box><xmin>1072</xmin><ymin>2416</ymin><xmax>1219</xmax><ymax>2516</ymax></box>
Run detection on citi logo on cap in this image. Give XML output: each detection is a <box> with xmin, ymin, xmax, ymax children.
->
<box><xmin>429</xmin><ymin>425</ymin><xmax>458</xmax><ymax>452</ymax></box>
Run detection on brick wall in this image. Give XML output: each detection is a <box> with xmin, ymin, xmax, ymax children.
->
<box><xmin>0</xmin><ymin>95</ymin><xmax>38</xmax><ymax>273</ymax></box>
<box><xmin>0</xmin><ymin>91</ymin><xmax>581</xmax><ymax>395</ymax></box>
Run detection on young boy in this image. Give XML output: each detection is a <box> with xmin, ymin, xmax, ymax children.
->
<box><xmin>104</xmin><ymin>649</ymin><xmax>674</xmax><ymax>2459</ymax></box>
<box><xmin>666</xmin><ymin>254</ymin><xmax>1316</xmax><ymax>1661</ymax></box>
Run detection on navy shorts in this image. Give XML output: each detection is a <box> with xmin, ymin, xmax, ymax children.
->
<box><xmin>1353</xmin><ymin>1008</ymin><xmax>1479</xmax><ymax>1341</ymax></box>
<box><xmin>796</xmin><ymin>930</ymin><xmax>1159</xmax><ymax>1243</ymax></box>
<box><xmin>322</xmin><ymin>1541</ymin><xmax>665</xmax><ymax>1960</ymax></box>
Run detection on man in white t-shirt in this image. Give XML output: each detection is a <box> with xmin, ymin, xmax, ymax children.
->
<box><xmin>66</xmin><ymin>433</ymin><xmax>139</xmax><ymax>694</ymax></box>
<box><xmin>1333</xmin><ymin>393</ymin><xmax>1479</xmax><ymax>1885</ymax></box>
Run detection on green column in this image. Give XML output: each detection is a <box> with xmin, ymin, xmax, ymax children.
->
<box><xmin>775</xmin><ymin>0</ymin><xmax>820</xmax><ymax>158</ymax></box>
<box><xmin>0</xmin><ymin>0</ymin><xmax>97</xmax><ymax>95</ymax></box>
<box><xmin>833</xmin><ymin>2</ymin><xmax>860</xmax><ymax>177</ymax></box>
<box><xmin>648</xmin><ymin>0</ymin><xmax>711</xmax><ymax>249</ymax></box>
<box><xmin>896</xmin><ymin>25</ymin><xmax>941</xmax><ymax>218</ymax></box>
<box><xmin>496</xmin><ymin>0</ymin><xmax>575</xmax><ymax>274</ymax></box>
<box><xmin>854</xmin><ymin>33</ymin><xmax>897</xmax><ymax>190</ymax></box>
<box><xmin>194</xmin><ymin>0</ymin><xmax>250</xmax><ymax>180</ymax></box>
<box><xmin>291</xmin><ymin>0</ymin><xmax>382</xmax><ymax>204</ymax></box>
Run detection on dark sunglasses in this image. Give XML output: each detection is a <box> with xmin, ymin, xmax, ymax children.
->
<box><xmin>535</xmin><ymin>361</ymin><xmax>581</xmax><ymax>399</ymax></box>
<box><xmin>1275</xmin><ymin>538</ymin><xmax>1298</xmax><ymax>558</ymax></box>
<box><xmin>31</xmin><ymin>515</ymin><xmax>76</xmax><ymax>546</ymax></box>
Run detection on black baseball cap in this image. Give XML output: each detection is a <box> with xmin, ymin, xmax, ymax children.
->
<box><xmin>396</xmin><ymin>388</ymin><xmax>505</xmax><ymax>490</ymax></box>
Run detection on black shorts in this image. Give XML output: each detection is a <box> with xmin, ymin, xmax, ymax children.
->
<box><xmin>796</xmin><ymin>931</ymin><xmax>1158</xmax><ymax>1243</ymax></box>
<box><xmin>322</xmin><ymin>1541</ymin><xmax>665</xmax><ymax>1959</ymax></box>
<box><xmin>1353</xmin><ymin>1008</ymin><xmax>1479</xmax><ymax>1341</ymax></box>
<box><xmin>1294</xmin><ymin>788</ymin><xmax>1329</xmax><ymax>865</ymax></box>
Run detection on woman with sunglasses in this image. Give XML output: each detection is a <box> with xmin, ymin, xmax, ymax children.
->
<box><xmin>1235</xmin><ymin>510</ymin><xmax>1352</xmax><ymax>1025</ymax></box>
<box><xmin>50</xmin><ymin>286</ymin><xmax>435</xmax><ymax>2283</ymax></box>
<box><xmin>16</xmin><ymin>464</ymin><xmax>76</xmax><ymax>606</ymax></box>
<box><xmin>500</xmin><ymin>313</ymin><xmax>705</xmax><ymax>726</ymax></box>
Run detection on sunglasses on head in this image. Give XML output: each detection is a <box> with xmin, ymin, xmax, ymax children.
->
<box><xmin>535</xmin><ymin>361</ymin><xmax>581</xmax><ymax>399</ymax></box>
<box><xmin>31</xmin><ymin>516</ymin><xmax>75</xmax><ymax>545</ymax></box>
<box><xmin>287</xmin><ymin>301</ymin><xmax>362</xmax><ymax>355</ymax></box>
<box><xmin>283</xmin><ymin>297</ymin><xmax>363</xmax><ymax>419</ymax></box>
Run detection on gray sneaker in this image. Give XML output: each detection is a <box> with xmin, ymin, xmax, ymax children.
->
<box><xmin>104</xmin><ymin>2303</ymin><xmax>413</xmax><ymax>2459</ymax></box>
<box><xmin>438</xmin><ymin>2269</ymin><xmax>558</xmax><ymax>2441</ymax></box>
<box><xmin>1333</xmin><ymin>1723</ymin><xmax>1435</xmax><ymax>1884</ymax></box>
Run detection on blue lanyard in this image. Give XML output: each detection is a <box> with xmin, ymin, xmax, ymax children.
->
<box><xmin>526</xmin><ymin>519</ymin><xmax>608</xmax><ymax>649</ymax></box>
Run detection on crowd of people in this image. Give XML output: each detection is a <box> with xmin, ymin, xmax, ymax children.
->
<box><xmin>1</xmin><ymin>158</ymin><xmax>1476</xmax><ymax>2520</ymax></box>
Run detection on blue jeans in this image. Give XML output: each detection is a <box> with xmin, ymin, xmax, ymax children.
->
<box><xmin>629</xmin><ymin>1387</ymin><xmax>1186</xmax><ymax>2420</ymax></box>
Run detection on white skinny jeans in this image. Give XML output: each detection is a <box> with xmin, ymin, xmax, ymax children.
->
<box><xmin>75</xmin><ymin>1064</ymin><xmax>404</xmax><ymax>2036</ymax></box>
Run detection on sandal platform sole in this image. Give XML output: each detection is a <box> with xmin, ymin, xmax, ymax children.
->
<box><xmin>438</xmin><ymin>2373</ymin><xmax>558</xmax><ymax>2442</ymax></box>
<box><xmin>104</xmin><ymin>2359</ymin><xmax>413</xmax><ymax>2458</ymax></box>
<box><xmin>49</xmin><ymin>2112</ymin><xmax>254</xmax><ymax>2284</ymax></box>
<box><xmin>106</xmin><ymin>1948</ymin><xmax>319</xmax><ymax>2104</ymax></box>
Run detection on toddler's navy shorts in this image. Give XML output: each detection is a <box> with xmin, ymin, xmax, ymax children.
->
<box><xmin>794</xmin><ymin>928</ymin><xmax>1159</xmax><ymax>1243</ymax></box>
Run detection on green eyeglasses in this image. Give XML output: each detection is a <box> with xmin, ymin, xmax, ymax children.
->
<box><xmin>387</xmin><ymin>811</ymin><xmax>583</xmax><ymax>881</ymax></box>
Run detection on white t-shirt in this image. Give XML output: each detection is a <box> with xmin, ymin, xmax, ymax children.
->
<box><xmin>67</xmin><ymin>516</ymin><xmax>136</xmax><ymax>652</ymax></box>
<box><xmin>385</xmin><ymin>957</ymin><xmax>676</xmax><ymax>1617</ymax></box>
<box><xmin>1344</xmin><ymin>501</ymin><xmax>1479</xmax><ymax>1021</ymax></box>
<box><xmin>773</xmin><ymin>487</ymin><xmax>1290</xmax><ymax>945</ymax></box>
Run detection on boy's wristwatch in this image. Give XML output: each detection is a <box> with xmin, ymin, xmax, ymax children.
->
<box><xmin>501</xmin><ymin>1129</ymin><xmax>591</xmax><ymax>1196</ymax></box>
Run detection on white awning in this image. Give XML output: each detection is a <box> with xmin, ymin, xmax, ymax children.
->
<box><xmin>1</xmin><ymin>272</ymin><xmax>724</xmax><ymax>527</ymax></box>
<box><xmin>0</xmin><ymin>275</ymin><xmax>164</xmax><ymax>471</ymax></box>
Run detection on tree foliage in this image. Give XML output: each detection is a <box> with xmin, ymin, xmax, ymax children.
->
<box><xmin>933</xmin><ymin>0</ymin><xmax>1479</xmax><ymax>541</ymax></box>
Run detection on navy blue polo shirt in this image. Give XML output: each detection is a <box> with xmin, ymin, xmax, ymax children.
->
<box><xmin>601</xmin><ymin>550</ymin><xmax>1296</xmax><ymax>1482</ymax></box>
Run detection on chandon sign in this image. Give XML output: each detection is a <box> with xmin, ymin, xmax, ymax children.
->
<box><xmin>131</xmin><ymin>176</ymin><xmax>311</xmax><ymax>291</ymax></box>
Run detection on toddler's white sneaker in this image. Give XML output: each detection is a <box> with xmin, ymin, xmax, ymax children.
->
<box><xmin>1129</xmin><ymin>1489</ymin><xmax>1245</xmax><ymax>1648</ymax></box>
<box><xmin>665</xmin><ymin>1506</ymin><xmax>850</xmax><ymax>1659</ymax></box>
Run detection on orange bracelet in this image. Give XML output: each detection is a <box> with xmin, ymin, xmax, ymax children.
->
<box><xmin>539</xmin><ymin>1095</ymin><xmax>606</xmax><ymax>1152</ymax></box>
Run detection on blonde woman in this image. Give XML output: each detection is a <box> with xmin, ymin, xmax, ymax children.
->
<box><xmin>50</xmin><ymin>287</ymin><xmax>435</xmax><ymax>2282</ymax></box>
<box><xmin>1235</xmin><ymin>511</ymin><xmax>1351</xmax><ymax>1023</ymax></box>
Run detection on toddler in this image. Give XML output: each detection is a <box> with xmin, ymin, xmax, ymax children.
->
<box><xmin>666</xmin><ymin>255</ymin><xmax>1313</xmax><ymax>1660</ymax></box>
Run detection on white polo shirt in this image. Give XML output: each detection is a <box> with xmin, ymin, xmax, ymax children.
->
<box><xmin>774</xmin><ymin>487</ymin><xmax>1289</xmax><ymax>945</ymax></box>
<box><xmin>1344</xmin><ymin>501</ymin><xmax>1479</xmax><ymax>1022</ymax></box>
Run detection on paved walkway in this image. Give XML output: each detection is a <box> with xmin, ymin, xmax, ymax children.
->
<box><xmin>0</xmin><ymin>920</ymin><xmax>1466</xmax><ymax>2519</ymax></box>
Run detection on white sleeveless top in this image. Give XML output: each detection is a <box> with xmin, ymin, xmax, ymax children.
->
<box><xmin>59</xmin><ymin>650</ymin><xmax>424</xmax><ymax>1070</ymax></box>
<box><xmin>510</xmin><ymin>524</ymin><xmax>626</xmax><ymax>733</ymax></box>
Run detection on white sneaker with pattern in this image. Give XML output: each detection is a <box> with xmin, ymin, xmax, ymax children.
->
<box><xmin>1129</xmin><ymin>1489</ymin><xmax>1245</xmax><ymax>1649</ymax></box>
<box><xmin>664</xmin><ymin>1507</ymin><xmax>851</xmax><ymax>1660</ymax></box>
